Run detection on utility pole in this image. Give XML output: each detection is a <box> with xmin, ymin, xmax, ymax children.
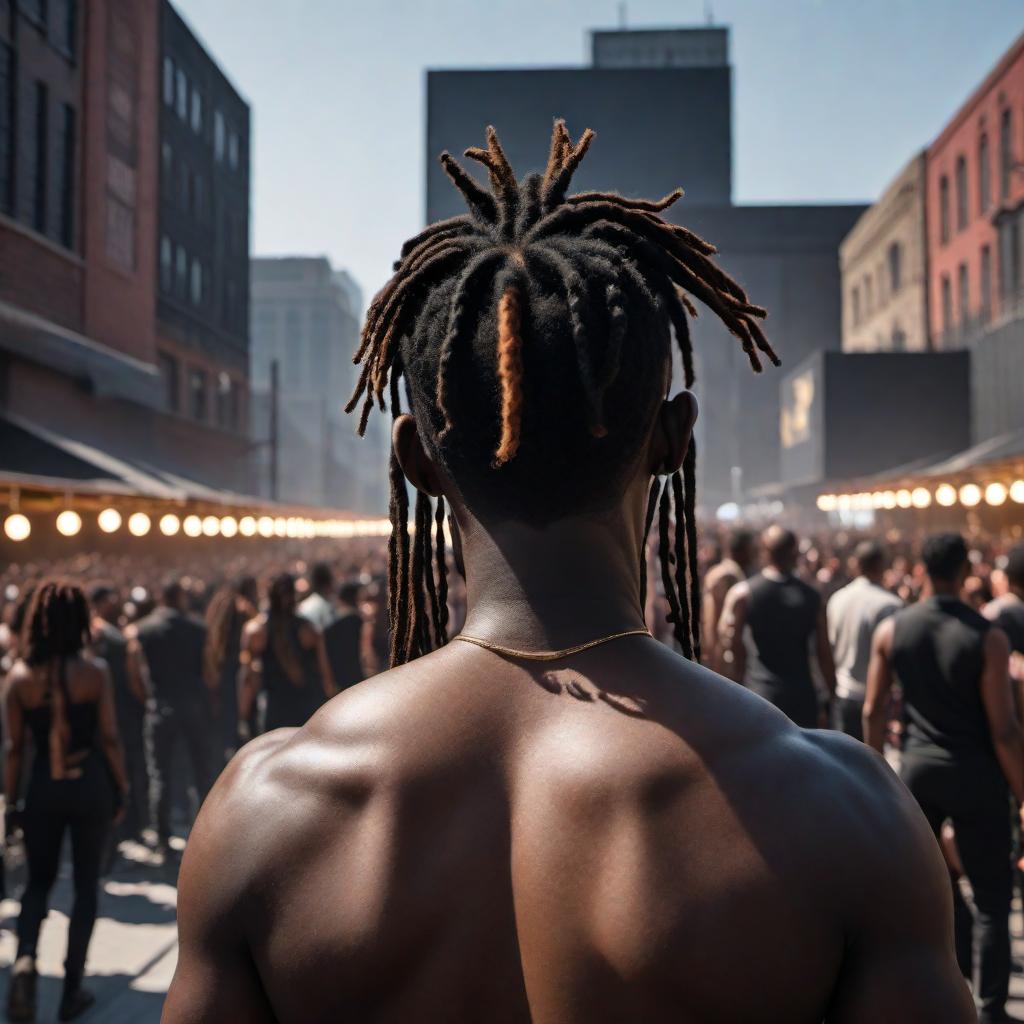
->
<box><xmin>269</xmin><ymin>359</ymin><xmax>280</xmax><ymax>501</ymax></box>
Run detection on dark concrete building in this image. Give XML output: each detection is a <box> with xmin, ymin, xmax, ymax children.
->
<box><xmin>425</xmin><ymin>27</ymin><xmax>864</xmax><ymax>506</ymax></box>
<box><xmin>157</xmin><ymin>0</ymin><xmax>250</xmax><ymax>439</ymax></box>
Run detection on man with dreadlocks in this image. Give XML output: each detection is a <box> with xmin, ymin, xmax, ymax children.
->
<box><xmin>166</xmin><ymin>122</ymin><xmax>972</xmax><ymax>1023</ymax></box>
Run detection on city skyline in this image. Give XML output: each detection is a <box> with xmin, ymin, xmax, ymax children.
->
<box><xmin>173</xmin><ymin>0</ymin><xmax>1024</xmax><ymax>304</ymax></box>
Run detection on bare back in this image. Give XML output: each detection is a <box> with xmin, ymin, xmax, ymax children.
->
<box><xmin>166</xmin><ymin>637</ymin><xmax>972</xmax><ymax>1023</ymax></box>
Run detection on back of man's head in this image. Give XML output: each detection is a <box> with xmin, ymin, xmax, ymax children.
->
<box><xmin>854</xmin><ymin>540</ymin><xmax>886</xmax><ymax>580</ymax></box>
<box><xmin>338</xmin><ymin>581</ymin><xmax>362</xmax><ymax>608</ymax></box>
<box><xmin>161</xmin><ymin>578</ymin><xmax>186</xmax><ymax>611</ymax></box>
<box><xmin>1005</xmin><ymin>544</ymin><xmax>1024</xmax><ymax>593</ymax></box>
<box><xmin>310</xmin><ymin>562</ymin><xmax>334</xmax><ymax>594</ymax></box>
<box><xmin>762</xmin><ymin>525</ymin><xmax>798</xmax><ymax>573</ymax></box>
<box><xmin>726</xmin><ymin>528</ymin><xmax>755</xmax><ymax>568</ymax></box>
<box><xmin>921</xmin><ymin>533</ymin><xmax>969</xmax><ymax>586</ymax></box>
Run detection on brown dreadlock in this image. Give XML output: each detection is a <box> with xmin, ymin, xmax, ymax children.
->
<box><xmin>348</xmin><ymin>120</ymin><xmax>778</xmax><ymax>667</ymax></box>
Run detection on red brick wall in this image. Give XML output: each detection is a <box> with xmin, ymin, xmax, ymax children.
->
<box><xmin>81</xmin><ymin>0</ymin><xmax>160</xmax><ymax>365</ymax></box>
<box><xmin>0</xmin><ymin>219</ymin><xmax>84</xmax><ymax>330</ymax></box>
<box><xmin>927</xmin><ymin>34</ymin><xmax>1024</xmax><ymax>343</ymax></box>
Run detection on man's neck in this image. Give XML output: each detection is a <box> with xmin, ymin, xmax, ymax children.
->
<box><xmin>458</xmin><ymin>511</ymin><xmax>646</xmax><ymax>651</ymax></box>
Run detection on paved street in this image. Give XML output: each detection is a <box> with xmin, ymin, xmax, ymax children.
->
<box><xmin>4</xmin><ymin>842</ymin><xmax>1024</xmax><ymax>1021</ymax></box>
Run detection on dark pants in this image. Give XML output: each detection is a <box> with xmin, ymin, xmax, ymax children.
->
<box><xmin>145</xmin><ymin>700</ymin><xmax>212</xmax><ymax>845</ymax></box>
<box><xmin>831</xmin><ymin>695</ymin><xmax>864</xmax><ymax>742</ymax></box>
<box><xmin>901</xmin><ymin>752</ymin><xmax>1012</xmax><ymax>1019</ymax></box>
<box><xmin>17</xmin><ymin>755</ymin><xmax>113</xmax><ymax>991</ymax></box>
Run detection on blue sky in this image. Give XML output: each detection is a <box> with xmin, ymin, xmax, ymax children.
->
<box><xmin>174</xmin><ymin>0</ymin><xmax>1023</xmax><ymax>307</ymax></box>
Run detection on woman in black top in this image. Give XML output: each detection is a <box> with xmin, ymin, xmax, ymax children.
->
<box><xmin>238</xmin><ymin>574</ymin><xmax>335</xmax><ymax>737</ymax></box>
<box><xmin>3</xmin><ymin>580</ymin><xmax>129</xmax><ymax>1022</ymax></box>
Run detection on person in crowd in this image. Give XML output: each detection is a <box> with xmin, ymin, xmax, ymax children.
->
<box><xmin>865</xmin><ymin>532</ymin><xmax>1023</xmax><ymax>1024</ymax></box>
<box><xmin>297</xmin><ymin>561</ymin><xmax>337</xmax><ymax>633</ymax></box>
<box><xmin>238</xmin><ymin>573</ymin><xmax>335</xmax><ymax>735</ymax></box>
<box><xmin>323</xmin><ymin>580</ymin><xmax>365</xmax><ymax>694</ymax></box>
<box><xmin>127</xmin><ymin>578</ymin><xmax>212</xmax><ymax>860</ymax></box>
<box><xmin>3</xmin><ymin>581</ymin><xmax>128</xmax><ymax>1022</ymax></box>
<box><xmin>720</xmin><ymin>525</ymin><xmax>837</xmax><ymax>727</ymax></box>
<box><xmin>825</xmin><ymin>540</ymin><xmax>902</xmax><ymax>741</ymax></box>
<box><xmin>985</xmin><ymin>544</ymin><xmax>1024</xmax><ymax>660</ymax></box>
<box><xmin>700</xmin><ymin>527</ymin><xmax>756</xmax><ymax>672</ymax></box>
<box><xmin>166</xmin><ymin>123</ymin><xmax>970</xmax><ymax>1022</ymax></box>
<box><xmin>90</xmin><ymin>584</ymin><xmax>149</xmax><ymax>842</ymax></box>
<box><xmin>203</xmin><ymin>576</ymin><xmax>259</xmax><ymax>768</ymax></box>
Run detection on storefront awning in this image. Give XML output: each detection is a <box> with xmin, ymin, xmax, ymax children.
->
<box><xmin>0</xmin><ymin>300</ymin><xmax>162</xmax><ymax>410</ymax></box>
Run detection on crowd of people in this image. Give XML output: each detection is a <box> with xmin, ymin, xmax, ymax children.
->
<box><xmin>0</xmin><ymin>521</ymin><xmax>1022</xmax><ymax>1017</ymax></box>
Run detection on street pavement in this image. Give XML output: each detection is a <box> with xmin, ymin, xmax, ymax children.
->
<box><xmin>2</xmin><ymin>841</ymin><xmax>1024</xmax><ymax>1021</ymax></box>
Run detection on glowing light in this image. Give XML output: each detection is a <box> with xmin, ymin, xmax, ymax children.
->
<box><xmin>4</xmin><ymin>514</ymin><xmax>31</xmax><ymax>542</ymax></box>
<box><xmin>816</xmin><ymin>494</ymin><xmax>836</xmax><ymax>512</ymax></box>
<box><xmin>239</xmin><ymin>516</ymin><xmax>257</xmax><ymax>537</ymax></box>
<box><xmin>274</xmin><ymin>517</ymin><xmax>287</xmax><ymax>538</ymax></box>
<box><xmin>220</xmin><ymin>516</ymin><xmax>238</xmax><ymax>538</ymax></box>
<box><xmin>56</xmin><ymin>510</ymin><xmax>82</xmax><ymax>537</ymax></box>
<box><xmin>1011</xmin><ymin>480</ymin><xmax>1024</xmax><ymax>504</ymax></box>
<box><xmin>98</xmin><ymin>508</ymin><xmax>122</xmax><ymax>534</ymax></box>
<box><xmin>159</xmin><ymin>514</ymin><xmax>181</xmax><ymax>537</ymax></box>
<box><xmin>257</xmin><ymin>516</ymin><xmax>274</xmax><ymax>538</ymax></box>
<box><xmin>959</xmin><ymin>484</ymin><xmax>982</xmax><ymax>508</ymax></box>
<box><xmin>202</xmin><ymin>515</ymin><xmax>220</xmax><ymax>537</ymax></box>
<box><xmin>881</xmin><ymin>491</ymin><xmax>897</xmax><ymax>510</ymax></box>
<box><xmin>911</xmin><ymin>487</ymin><xmax>932</xmax><ymax>509</ymax></box>
<box><xmin>935</xmin><ymin>483</ymin><xmax>957</xmax><ymax>507</ymax></box>
<box><xmin>183</xmin><ymin>515</ymin><xmax>202</xmax><ymax>538</ymax></box>
<box><xmin>896</xmin><ymin>489</ymin><xmax>913</xmax><ymax>509</ymax></box>
<box><xmin>985</xmin><ymin>483</ymin><xmax>1008</xmax><ymax>507</ymax></box>
<box><xmin>128</xmin><ymin>512</ymin><xmax>151</xmax><ymax>537</ymax></box>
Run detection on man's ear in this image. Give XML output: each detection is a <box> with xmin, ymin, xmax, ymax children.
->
<box><xmin>393</xmin><ymin>414</ymin><xmax>442</xmax><ymax>497</ymax></box>
<box><xmin>647</xmin><ymin>391</ymin><xmax>698</xmax><ymax>476</ymax></box>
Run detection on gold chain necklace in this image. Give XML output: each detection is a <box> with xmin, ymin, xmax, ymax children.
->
<box><xmin>452</xmin><ymin>628</ymin><xmax>651</xmax><ymax>662</ymax></box>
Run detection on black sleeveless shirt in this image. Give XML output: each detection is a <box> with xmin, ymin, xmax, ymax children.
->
<box><xmin>743</xmin><ymin>571</ymin><xmax>820</xmax><ymax>728</ymax></box>
<box><xmin>891</xmin><ymin>595</ymin><xmax>993</xmax><ymax>761</ymax></box>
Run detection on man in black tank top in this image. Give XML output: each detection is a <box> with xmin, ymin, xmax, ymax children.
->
<box><xmin>866</xmin><ymin>533</ymin><xmax>1023</xmax><ymax>1024</ymax></box>
<box><xmin>720</xmin><ymin>525</ymin><xmax>836</xmax><ymax>728</ymax></box>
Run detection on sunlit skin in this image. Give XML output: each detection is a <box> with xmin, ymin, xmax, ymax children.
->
<box><xmin>164</xmin><ymin>395</ymin><xmax>973</xmax><ymax>1023</ymax></box>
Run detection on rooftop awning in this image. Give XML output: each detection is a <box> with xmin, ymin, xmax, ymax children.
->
<box><xmin>0</xmin><ymin>300</ymin><xmax>162</xmax><ymax>410</ymax></box>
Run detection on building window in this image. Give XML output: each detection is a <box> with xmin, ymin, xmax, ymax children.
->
<box><xmin>1001</xmin><ymin>107</ymin><xmax>1014</xmax><ymax>201</ymax></box>
<box><xmin>228</xmin><ymin>131</ymin><xmax>239</xmax><ymax>170</ymax></box>
<box><xmin>160</xmin><ymin>235</ymin><xmax>172</xmax><ymax>291</ymax></box>
<box><xmin>980</xmin><ymin>244</ymin><xmax>992</xmax><ymax>322</ymax></box>
<box><xmin>864</xmin><ymin>276</ymin><xmax>873</xmax><ymax>316</ymax></box>
<box><xmin>161</xmin><ymin>141</ymin><xmax>172</xmax><ymax>196</ymax></box>
<box><xmin>955</xmin><ymin>155</ymin><xmax>968</xmax><ymax>231</ymax></box>
<box><xmin>191</xmin><ymin>88</ymin><xmax>202</xmax><ymax>134</ymax></box>
<box><xmin>979</xmin><ymin>133</ymin><xmax>990</xmax><ymax>214</ymax></box>
<box><xmin>190</xmin><ymin>258</ymin><xmax>203</xmax><ymax>305</ymax></box>
<box><xmin>215</xmin><ymin>372</ymin><xmax>234</xmax><ymax>429</ymax></box>
<box><xmin>52</xmin><ymin>0</ymin><xmax>76</xmax><ymax>59</ymax></box>
<box><xmin>18</xmin><ymin>0</ymin><xmax>46</xmax><ymax>27</ymax></box>
<box><xmin>176</xmin><ymin>244</ymin><xmax>188</xmax><ymax>298</ymax></box>
<box><xmin>941</xmin><ymin>274</ymin><xmax>952</xmax><ymax>338</ymax></box>
<box><xmin>887</xmin><ymin>242</ymin><xmax>902</xmax><ymax>294</ymax></box>
<box><xmin>0</xmin><ymin>42</ymin><xmax>13</xmax><ymax>215</ymax></box>
<box><xmin>57</xmin><ymin>103</ymin><xmax>75</xmax><ymax>248</ymax></box>
<box><xmin>891</xmin><ymin>324</ymin><xmax>906</xmax><ymax>351</ymax></box>
<box><xmin>176</xmin><ymin>68</ymin><xmax>188</xmax><ymax>120</ymax></box>
<box><xmin>957</xmin><ymin>262</ymin><xmax>969</xmax><ymax>328</ymax></box>
<box><xmin>1002</xmin><ymin>216</ymin><xmax>1022</xmax><ymax>302</ymax></box>
<box><xmin>163</xmin><ymin>57</ymin><xmax>175</xmax><ymax>106</ymax></box>
<box><xmin>159</xmin><ymin>352</ymin><xmax>180</xmax><ymax>413</ymax></box>
<box><xmin>31</xmin><ymin>82</ymin><xmax>49</xmax><ymax>234</ymax></box>
<box><xmin>179</xmin><ymin>160</ymin><xmax>190</xmax><ymax>210</ymax></box>
<box><xmin>939</xmin><ymin>174</ymin><xmax>950</xmax><ymax>244</ymax></box>
<box><xmin>214</xmin><ymin>110</ymin><xmax>225</xmax><ymax>162</ymax></box>
<box><xmin>851</xmin><ymin>286</ymin><xmax>860</xmax><ymax>327</ymax></box>
<box><xmin>193</xmin><ymin>173</ymin><xmax>204</xmax><ymax>220</ymax></box>
<box><xmin>189</xmin><ymin>367</ymin><xmax>208</xmax><ymax>421</ymax></box>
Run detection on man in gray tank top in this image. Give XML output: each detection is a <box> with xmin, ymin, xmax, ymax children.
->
<box><xmin>865</xmin><ymin>533</ymin><xmax>1023</xmax><ymax>1024</ymax></box>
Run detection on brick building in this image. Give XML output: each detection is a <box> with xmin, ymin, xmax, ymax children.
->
<box><xmin>0</xmin><ymin>0</ymin><xmax>253</xmax><ymax>497</ymax></box>
<box><xmin>927</xmin><ymin>31</ymin><xmax>1024</xmax><ymax>346</ymax></box>
<box><xmin>840</xmin><ymin>154</ymin><xmax>929</xmax><ymax>353</ymax></box>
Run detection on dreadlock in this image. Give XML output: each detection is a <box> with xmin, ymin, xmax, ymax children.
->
<box><xmin>349</xmin><ymin>120</ymin><xmax>777</xmax><ymax>666</ymax></box>
<box><xmin>20</xmin><ymin>578</ymin><xmax>92</xmax><ymax>780</ymax></box>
